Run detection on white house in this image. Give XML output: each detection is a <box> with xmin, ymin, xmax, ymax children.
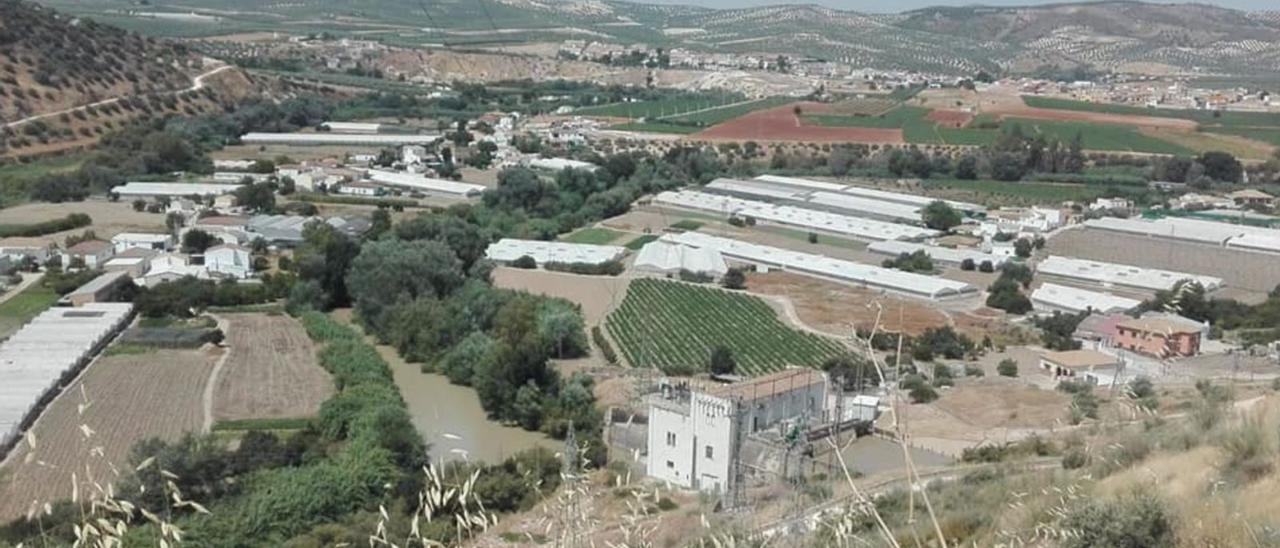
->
<box><xmin>337</xmin><ymin>181</ymin><xmax>382</xmax><ymax>197</ymax></box>
<box><xmin>646</xmin><ymin>369</ymin><xmax>828</xmax><ymax>492</ymax></box>
<box><xmin>64</xmin><ymin>240</ymin><xmax>115</xmax><ymax>269</ymax></box>
<box><xmin>204</xmin><ymin>244</ymin><xmax>253</xmax><ymax>279</ymax></box>
<box><xmin>111</xmin><ymin>232</ymin><xmax>174</xmax><ymax>253</ymax></box>
<box><xmin>401</xmin><ymin>145</ymin><xmax>429</xmax><ymax>165</ymax></box>
<box><xmin>137</xmin><ymin>253</ymin><xmax>207</xmax><ymax>287</ymax></box>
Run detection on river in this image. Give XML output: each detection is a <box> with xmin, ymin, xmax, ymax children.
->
<box><xmin>331</xmin><ymin>310</ymin><xmax>558</xmax><ymax>464</ymax></box>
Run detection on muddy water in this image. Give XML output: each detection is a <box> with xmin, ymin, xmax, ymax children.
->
<box><xmin>332</xmin><ymin>311</ymin><xmax>557</xmax><ymax>464</ymax></box>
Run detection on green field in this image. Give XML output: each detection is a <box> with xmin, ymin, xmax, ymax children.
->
<box><xmin>1004</xmin><ymin>118</ymin><xmax>1193</xmax><ymax>155</ymax></box>
<box><xmin>0</xmin><ymin>281</ymin><xmax>59</xmax><ymax>338</ymax></box>
<box><xmin>669</xmin><ymin>220</ymin><xmax>705</xmax><ymax>231</ymax></box>
<box><xmin>623</xmin><ymin>235</ymin><xmax>659</xmax><ymax>250</ymax></box>
<box><xmin>560</xmin><ymin>227</ymin><xmax>624</xmax><ymax>245</ymax></box>
<box><xmin>1021</xmin><ymin>96</ymin><xmax>1280</xmax><ymax>128</ymax></box>
<box><xmin>605</xmin><ymin>279</ymin><xmax>846</xmax><ymax>375</ymax></box>
<box><xmin>582</xmin><ymin>96</ymin><xmax>792</xmax><ymax>132</ymax></box>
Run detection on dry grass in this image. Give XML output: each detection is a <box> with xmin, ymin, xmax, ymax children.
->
<box><xmin>745</xmin><ymin>271</ymin><xmax>949</xmax><ymax>337</ymax></box>
<box><xmin>0</xmin><ymin>199</ymin><xmax>167</xmax><ymax>244</ymax></box>
<box><xmin>0</xmin><ymin>347</ymin><xmax>219</xmax><ymax>520</ymax></box>
<box><xmin>210</xmin><ymin>313</ymin><xmax>333</xmax><ymax>424</ymax></box>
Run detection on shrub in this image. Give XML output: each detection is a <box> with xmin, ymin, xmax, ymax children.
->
<box><xmin>959</xmin><ymin>258</ymin><xmax>975</xmax><ymax>271</ymax></box>
<box><xmin>964</xmin><ymin>364</ymin><xmax>985</xmax><ymax>377</ymax></box>
<box><xmin>1062</xmin><ymin>449</ymin><xmax>1089</xmax><ymax>470</ymax></box>
<box><xmin>592</xmin><ymin>326</ymin><xmax>618</xmax><ymax>365</ymax></box>
<box><xmin>721</xmin><ymin>268</ymin><xmax>746</xmax><ymax>290</ymax></box>
<box><xmin>978</xmin><ymin>260</ymin><xmax>994</xmax><ymax>273</ymax></box>
<box><xmin>997</xmin><ymin>359</ymin><xmax>1018</xmax><ymax>377</ymax></box>
<box><xmin>544</xmin><ymin>260</ymin><xmax>624</xmax><ymax>276</ymax></box>
<box><xmin>656</xmin><ymin>497</ymin><xmax>678</xmax><ymax>511</ymax></box>
<box><xmin>510</xmin><ymin>255</ymin><xmax>537</xmax><ymax>269</ymax></box>
<box><xmin>909</xmin><ymin>384</ymin><xmax>939</xmax><ymax>404</ymax></box>
<box><xmin>1061</xmin><ymin>490</ymin><xmax>1174</xmax><ymax>548</ymax></box>
<box><xmin>0</xmin><ymin>213</ymin><xmax>91</xmax><ymax>238</ymax></box>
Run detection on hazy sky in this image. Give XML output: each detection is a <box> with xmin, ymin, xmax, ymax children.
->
<box><xmin>643</xmin><ymin>0</ymin><xmax>1274</xmax><ymax>13</ymax></box>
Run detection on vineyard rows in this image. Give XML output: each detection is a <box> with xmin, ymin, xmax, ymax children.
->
<box><xmin>605</xmin><ymin>279</ymin><xmax>846</xmax><ymax>376</ymax></box>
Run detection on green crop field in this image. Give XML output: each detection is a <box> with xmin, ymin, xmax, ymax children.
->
<box><xmin>921</xmin><ymin>178</ymin><xmax>1132</xmax><ymax>204</ymax></box>
<box><xmin>1003</xmin><ymin>118</ymin><xmax>1193</xmax><ymax>155</ymax></box>
<box><xmin>605</xmin><ymin>279</ymin><xmax>846</xmax><ymax>375</ymax></box>
<box><xmin>1020</xmin><ymin>96</ymin><xmax>1280</xmax><ymax>128</ymax></box>
<box><xmin>561</xmin><ymin>227</ymin><xmax>624</xmax><ymax>245</ymax></box>
<box><xmin>610</xmin><ymin>122</ymin><xmax>703</xmax><ymax>134</ymax></box>
<box><xmin>0</xmin><ymin>282</ymin><xmax>59</xmax><ymax>339</ymax></box>
<box><xmin>576</xmin><ymin>94</ymin><xmax>743</xmax><ymax>119</ymax></box>
<box><xmin>623</xmin><ymin>235</ymin><xmax>659</xmax><ymax>250</ymax></box>
<box><xmin>665</xmin><ymin>96</ymin><xmax>795</xmax><ymax>125</ymax></box>
<box><xmin>804</xmin><ymin>106</ymin><xmax>998</xmax><ymax>146</ymax></box>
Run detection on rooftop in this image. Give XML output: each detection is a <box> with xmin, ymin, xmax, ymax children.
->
<box><xmin>66</xmin><ymin>240</ymin><xmax>112</xmax><ymax>254</ymax></box>
<box><xmin>1117</xmin><ymin>317</ymin><xmax>1201</xmax><ymax>336</ymax></box>
<box><xmin>1042</xmin><ymin>349</ymin><xmax>1120</xmax><ymax>370</ymax></box>
<box><xmin>708</xmin><ymin>368</ymin><xmax>826</xmax><ymax>402</ymax></box>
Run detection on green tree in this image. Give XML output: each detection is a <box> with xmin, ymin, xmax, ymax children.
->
<box><xmin>710</xmin><ymin>345</ymin><xmax>736</xmax><ymax>375</ymax></box>
<box><xmin>347</xmin><ymin>239</ymin><xmax>465</xmax><ymax>332</ymax></box>
<box><xmin>922</xmin><ymin>201</ymin><xmax>962</xmax><ymax>231</ymax></box>
<box><xmin>181</xmin><ymin>229</ymin><xmax>218</xmax><ymax>254</ymax></box>
<box><xmin>233</xmin><ymin>182</ymin><xmax>276</xmax><ymax>213</ymax></box>
<box><xmin>997</xmin><ymin>359</ymin><xmax>1018</xmax><ymax>377</ymax></box>
<box><xmin>722</xmin><ymin>268</ymin><xmax>746</xmax><ymax>290</ymax></box>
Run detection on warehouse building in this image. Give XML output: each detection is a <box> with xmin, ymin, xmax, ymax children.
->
<box><xmin>754</xmin><ymin>175</ymin><xmax>984</xmax><ymax>214</ymax></box>
<box><xmin>113</xmin><ymin>182</ymin><xmax>242</xmax><ymax>198</ymax></box>
<box><xmin>321</xmin><ymin>121</ymin><xmax>382</xmax><ymax>134</ymax></box>
<box><xmin>867</xmin><ymin>241</ymin><xmax>1006</xmax><ymax>268</ymax></box>
<box><xmin>1030</xmin><ymin>283</ymin><xmax>1143</xmax><ymax>315</ymax></box>
<box><xmin>1084</xmin><ymin>217</ymin><xmax>1280</xmax><ymax>254</ymax></box>
<box><xmin>0</xmin><ymin>303</ymin><xmax>134</xmax><ymax>459</ymax></box>
<box><xmin>485</xmin><ymin>239</ymin><xmax>625</xmax><ymax>266</ymax></box>
<box><xmin>1036</xmin><ymin>256</ymin><xmax>1223</xmax><ymax>293</ymax></box>
<box><xmin>240</xmin><ymin>132</ymin><xmax>440</xmax><ymax>146</ymax></box>
<box><xmin>653</xmin><ymin>190</ymin><xmax>937</xmax><ymax>241</ymax></box>
<box><xmin>62</xmin><ymin>270</ymin><xmax>132</xmax><ymax>307</ymax></box>
<box><xmin>111</xmin><ymin>233</ymin><xmax>174</xmax><ymax>253</ymax></box>
<box><xmin>527</xmin><ymin>157</ymin><xmax>599</xmax><ymax>172</ymax></box>
<box><xmin>368</xmin><ymin>170</ymin><xmax>486</xmax><ymax>197</ymax></box>
<box><xmin>669</xmin><ymin>232</ymin><xmax>975</xmax><ymax>299</ymax></box>
<box><xmin>1039</xmin><ymin>349</ymin><xmax>1121</xmax><ymax>385</ymax></box>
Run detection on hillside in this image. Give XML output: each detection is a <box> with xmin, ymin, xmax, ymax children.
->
<box><xmin>0</xmin><ymin>0</ymin><xmax>304</xmax><ymax>159</ymax></box>
<box><xmin>27</xmin><ymin>0</ymin><xmax>1280</xmax><ymax>78</ymax></box>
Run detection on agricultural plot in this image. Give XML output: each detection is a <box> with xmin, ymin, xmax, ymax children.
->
<box><xmin>576</xmin><ymin>94</ymin><xmax>745</xmax><ymax>119</ymax></box>
<box><xmin>0</xmin><ymin>347</ymin><xmax>218</xmax><ymax>520</ymax></box>
<box><xmin>611</xmin><ymin>121</ymin><xmax>703</xmax><ymax>134</ymax></box>
<box><xmin>0</xmin><ymin>283</ymin><xmax>58</xmax><ymax>340</ymax></box>
<box><xmin>1020</xmin><ymin>96</ymin><xmax>1280</xmax><ymax>127</ymax></box>
<box><xmin>624</xmin><ymin>235</ymin><xmax>659</xmax><ymax>250</ymax></box>
<box><xmin>561</xmin><ymin>227</ymin><xmax>625</xmax><ymax>245</ymax></box>
<box><xmin>1003</xmin><ymin>118</ymin><xmax>1193</xmax><ymax>155</ymax></box>
<box><xmin>664</xmin><ymin>96</ymin><xmax>795</xmax><ymax>125</ymax></box>
<box><xmin>802</xmin><ymin>106</ymin><xmax>994</xmax><ymax>145</ymax></box>
<box><xmin>921</xmin><ymin>179</ymin><xmax>1114</xmax><ymax>205</ymax></box>
<box><xmin>605</xmin><ymin>279</ymin><xmax>846</xmax><ymax>376</ymax></box>
<box><xmin>209</xmin><ymin>313</ymin><xmax>332</xmax><ymax>424</ymax></box>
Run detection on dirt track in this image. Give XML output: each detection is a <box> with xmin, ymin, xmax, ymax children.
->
<box><xmin>210</xmin><ymin>313</ymin><xmax>332</xmax><ymax>423</ymax></box>
<box><xmin>0</xmin><ymin>347</ymin><xmax>219</xmax><ymax>520</ymax></box>
<box><xmin>691</xmin><ymin>102</ymin><xmax>905</xmax><ymax>143</ymax></box>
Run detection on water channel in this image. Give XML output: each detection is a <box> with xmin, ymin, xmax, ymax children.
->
<box><xmin>332</xmin><ymin>310</ymin><xmax>557</xmax><ymax>463</ymax></box>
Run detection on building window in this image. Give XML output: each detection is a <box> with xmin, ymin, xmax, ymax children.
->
<box><xmin>666</xmin><ymin>432</ymin><xmax>676</xmax><ymax>446</ymax></box>
<box><xmin>666</xmin><ymin>460</ymin><xmax>675</xmax><ymax>469</ymax></box>
<box><xmin>705</xmin><ymin>445</ymin><xmax>714</xmax><ymax>459</ymax></box>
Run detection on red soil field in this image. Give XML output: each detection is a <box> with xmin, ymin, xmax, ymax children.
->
<box><xmin>690</xmin><ymin>102</ymin><xmax>905</xmax><ymax>143</ymax></box>
<box><xmin>926</xmin><ymin>109</ymin><xmax>974</xmax><ymax>128</ymax></box>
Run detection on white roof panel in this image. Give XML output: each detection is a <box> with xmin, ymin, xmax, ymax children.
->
<box><xmin>867</xmin><ymin>240</ymin><xmax>1006</xmax><ymax>267</ymax></box>
<box><xmin>114</xmin><ymin>182</ymin><xmax>242</xmax><ymax>197</ymax></box>
<box><xmin>653</xmin><ymin>190</ymin><xmax>937</xmax><ymax>242</ymax></box>
<box><xmin>1031</xmin><ymin>283</ymin><xmax>1142</xmax><ymax>314</ymax></box>
<box><xmin>668</xmin><ymin>232</ymin><xmax>974</xmax><ymax>299</ymax></box>
<box><xmin>755</xmin><ymin>175</ymin><xmax>984</xmax><ymax>213</ymax></box>
<box><xmin>368</xmin><ymin>170</ymin><xmax>486</xmax><ymax>196</ymax></box>
<box><xmin>486</xmin><ymin>239</ymin><xmax>625</xmax><ymax>265</ymax></box>
<box><xmin>240</xmin><ymin>132</ymin><xmax>439</xmax><ymax>146</ymax></box>
<box><xmin>806</xmin><ymin>191</ymin><xmax>923</xmax><ymax>222</ymax></box>
<box><xmin>633</xmin><ymin>236</ymin><xmax>728</xmax><ymax>276</ymax></box>
<box><xmin>1037</xmin><ymin>255</ymin><xmax>1223</xmax><ymax>292</ymax></box>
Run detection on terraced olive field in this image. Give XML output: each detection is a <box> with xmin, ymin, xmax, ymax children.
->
<box><xmin>605</xmin><ymin>279</ymin><xmax>846</xmax><ymax>375</ymax></box>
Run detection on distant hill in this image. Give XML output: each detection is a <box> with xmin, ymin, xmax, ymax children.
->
<box><xmin>0</xmin><ymin>0</ymin><xmax>312</xmax><ymax>159</ymax></box>
<box><xmin>24</xmin><ymin>0</ymin><xmax>1280</xmax><ymax>79</ymax></box>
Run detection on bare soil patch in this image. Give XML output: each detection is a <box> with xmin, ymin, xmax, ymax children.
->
<box><xmin>211</xmin><ymin>313</ymin><xmax>332</xmax><ymax>423</ymax></box>
<box><xmin>491</xmin><ymin>267</ymin><xmax>630</xmax><ymax>327</ymax></box>
<box><xmin>0</xmin><ymin>347</ymin><xmax>219</xmax><ymax>520</ymax></box>
<box><xmin>984</xmin><ymin>102</ymin><xmax>1197</xmax><ymax>131</ymax></box>
<box><xmin>691</xmin><ymin>102</ymin><xmax>905</xmax><ymax>143</ymax></box>
<box><xmin>926</xmin><ymin>109</ymin><xmax>974</xmax><ymax>128</ymax></box>
<box><xmin>0</xmin><ymin>199</ymin><xmax>167</xmax><ymax>244</ymax></box>
<box><xmin>745</xmin><ymin>271</ymin><xmax>948</xmax><ymax>336</ymax></box>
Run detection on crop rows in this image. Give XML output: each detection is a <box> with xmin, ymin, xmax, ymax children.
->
<box><xmin>605</xmin><ymin>279</ymin><xmax>845</xmax><ymax>376</ymax></box>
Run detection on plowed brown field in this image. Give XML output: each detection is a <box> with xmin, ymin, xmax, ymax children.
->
<box><xmin>0</xmin><ymin>347</ymin><xmax>220</xmax><ymax>520</ymax></box>
<box><xmin>210</xmin><ymin>313</ymin><xmax>332</xmax><ymax>423</ymax></box>
<box><xmin>691</xmin><ymin>102</ymin><xmax>905</xmax><ymax>143</ymax></box>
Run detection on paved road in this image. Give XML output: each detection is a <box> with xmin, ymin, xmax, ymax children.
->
<box><xmin>3</xmin><ymin>64</ymin><xmax>233</xmax><ymax>130</ymax></box>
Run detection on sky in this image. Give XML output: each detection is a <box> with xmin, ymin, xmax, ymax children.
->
<box><xmin>638</xmin><ymin>0</ymin><xmax>1274</xmax><ymax>13</ymax></box>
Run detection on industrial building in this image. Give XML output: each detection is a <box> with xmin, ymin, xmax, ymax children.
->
<box><xmin>703</xmin><ymin>178</ymin><xmax>925</xmax><ymax>224</ymax></box>
<box><xmin>753</xmin><ymin>175</ymin><xmax>984</xmax><ymax>214</ymax></box>
<box><xmin>62</xmin><ymin>271</ymin><xmax>132</xmax><ymax>307</ymax></box>
<box><xmin>0</xmin><ymin>303</ymin><xmax>134</xmax><ymax>458</ymax></box>
<box><xmin>112</xmin><ymin>182</ymin><xmax>242</xmax><ymax>198</ymax></box>
<box><xmin>1084</xmin><ymin>217</ymin><xmax>1280</xmax><ymax>254</ymax></box>
<box><xmin>527</xmin><ymin>157</ymin><xmax>599</xmax><ymax>172</ymax></box>
<box><xmin>485</xmin><ymin>239</ymin><xmax>626</xmax><ymax>266</ymax></box>
<box><xmin>668</xmin><ymin>232</ymin><xmax>976</xmax><ymax>299</ymax></box>
<box><xmin>1030</xmin><ymin>283</ymin><xmax>1143</xmax><ymax>315</ymax></box>
<box><xmin>239</xmin><ymin>132</ymin><xmax>440</xmax><ymax>146</ymax></box>
<box><xmin>646</xmin><ymin>369</ymin><xmax>829</xmax><ymax>493</ymax></box>
<box><xmin>633</xmin><ymin>236</ymin><xmax>729</xmax><ymax>279</ymax></box>
<box><xmin>653</xmin><ymin>190</ymin><xmax>937</xmax><ymax>241</ymax></box>
<box><xmin>1039</xmin><ymin>349</ymin><xmax>1121</xmax><ymax>385</ymax></box>
<box><xmin>1036</xmin><ymin>256</ymin><xmax>1224</xmax><ymax>293</ymax></box>
<box><xmin>111</xmin><ymin>233</ymin><xmax>173</xmax><ymax>253</ymax></box>
<box><xmin>866</xmin><ymin>241</ymin><xmax>1006</xmax><ymax>268</ymax></box>
<box><xmin>367</xmin><ymin>170</ymin><xmax>486</xmax><ymax>197</ymax></box>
